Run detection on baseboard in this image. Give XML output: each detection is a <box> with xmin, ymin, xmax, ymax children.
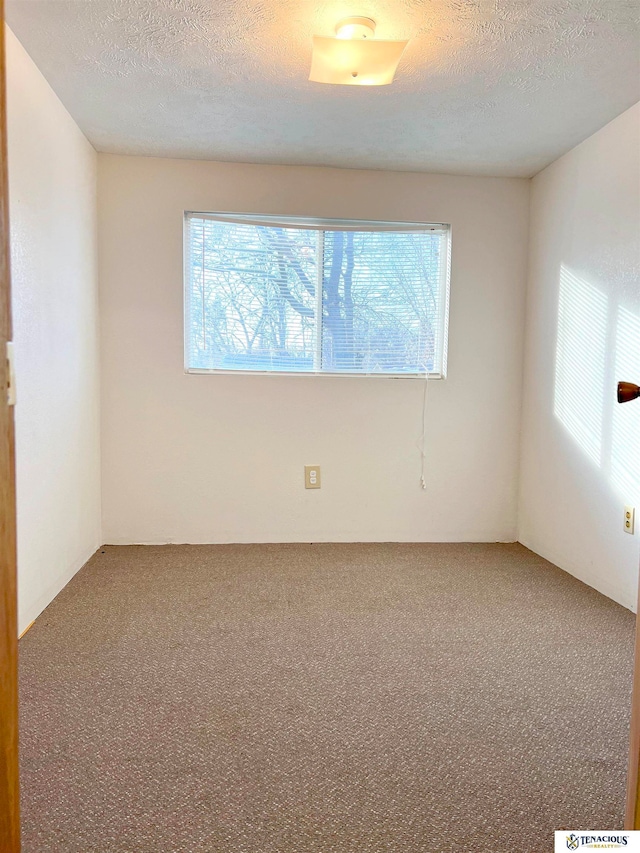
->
<box><xmin>518</xmin><ymin>537</ymin><xmax>636</xmax><ymax>613</ymax></box>
<box><xmin>18</xmin><ymin>540</ymin><xmax>102</xmax><ymax>635</ymax></box>
<box><xmin>103</xmin><ymin>532</ymin><xmax>519</xmax><ymax>546</ymax></box>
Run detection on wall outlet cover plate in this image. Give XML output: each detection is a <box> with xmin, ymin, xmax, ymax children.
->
<box><xmin>625</xmin><ymin>505</ymin><xmax>635</xmax><ymax>535</ymax></box>
<box><xmin>304</xmin><ymin>466</ymin><xmax>321</xmax><ymax>489</ymax></box>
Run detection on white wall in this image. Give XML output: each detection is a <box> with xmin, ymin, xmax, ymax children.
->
<box><xmin>99</xmin><ymin>155</ymin><xmax>529</xmax><ymax>544</ymax></box>
<box><xmin>6</xmin><ymin>27</ymin><xmax>102</xmax><ymax>632</ymax></box>
<box><xmin>519</xmin><ymin>103</ymin><xmax>640</xmax><ymax>611</ymax></box>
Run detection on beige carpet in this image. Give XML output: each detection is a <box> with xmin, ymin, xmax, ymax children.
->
<box><xmin>19</xmin><ymin>543</ymin><xmax>635</xmax><ymax>852</ymax></box>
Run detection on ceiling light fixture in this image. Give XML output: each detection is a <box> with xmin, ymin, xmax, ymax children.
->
<box><xmin>309</xmin><ymin>17</ymin><xmax>408</xmax><ymax>86</ymax></box>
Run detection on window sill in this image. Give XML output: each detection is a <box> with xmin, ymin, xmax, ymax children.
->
<box><xmin>184</xmin><ymin>368</ymin><xmax>444</xmax><ymax>380</ymax></box>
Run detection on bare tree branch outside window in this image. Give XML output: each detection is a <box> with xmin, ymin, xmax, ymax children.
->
<box><xmin>186</xmin><ymin>217</ymin><xmax>449</xmax><ymax>376</ymax></box>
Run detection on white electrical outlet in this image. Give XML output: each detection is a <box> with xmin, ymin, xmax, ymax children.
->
<box><xmin>304</xmin><ymin>466</ymin><xmax>321</xmax><ymax>489</ymax></box>
<box><xmin>624</xmin><ymin>505</ymin><xmax>635</xmax><ymax>535</ymax></box>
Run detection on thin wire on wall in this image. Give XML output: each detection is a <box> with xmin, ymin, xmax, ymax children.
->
<box><xmin>419</xmin><ymin>370</ymin><xmax>429</xmax><ymax>490</ymax></box>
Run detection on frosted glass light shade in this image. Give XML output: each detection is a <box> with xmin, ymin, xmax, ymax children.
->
<box><xmin>309</xmin><ymin>35</ymin><xmax>408</xmax><ymax>86</ymax></box>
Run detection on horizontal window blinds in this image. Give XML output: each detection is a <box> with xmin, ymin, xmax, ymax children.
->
<box><xmin>185</xmin><ymin>213</ymin><xmax>450</xmax><ymax>377</ymax></box>
<box><xmin>186</xmin><ymin>211</ymin><xmax>449</xmax><ymax>233</ymax></box>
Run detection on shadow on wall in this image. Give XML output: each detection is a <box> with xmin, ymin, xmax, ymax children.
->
<box><xmin>554</xmin><ymin>264</ymin><xmax>640</xmax><ymax>502</ymax></box>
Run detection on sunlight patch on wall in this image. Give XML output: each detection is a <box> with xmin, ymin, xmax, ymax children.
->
<box><xmin>611</xmin><ymin>304</ymin><xmax>640</xmax><ymax>502</ymax></box>
<box><xmin>554</xmin><ymin>266</ymin><xmax>608</xmax><ymax>466</ymax></box>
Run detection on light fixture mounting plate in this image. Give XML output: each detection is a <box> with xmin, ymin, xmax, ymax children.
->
<box><xmin>335</xmin><ymin>17</ymin><xmax>376</xmax><ymax>40</ymax></box>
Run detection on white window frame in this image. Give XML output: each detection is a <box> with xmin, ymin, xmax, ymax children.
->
<box><xmin>184</xmin><ymin>212</ymin><xmax>451</xmax><ymax>380</ymax></box>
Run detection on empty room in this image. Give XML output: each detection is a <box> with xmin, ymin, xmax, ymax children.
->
<box><xmin>0</xmin><ymin>1</ymin><xmax>639</xmax><ymax>851</ymax></box>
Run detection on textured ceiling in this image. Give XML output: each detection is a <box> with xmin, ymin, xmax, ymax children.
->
<box><xmin>6</xmin><ymin>0</ymin><xmax>640</xmax><ymax>176</ymax></box>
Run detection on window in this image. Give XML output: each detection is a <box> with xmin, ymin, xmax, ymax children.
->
<box><xmin>184</xmin><ymin>213</ymin><xmax>450</xmax><ymax>377</ymax></box>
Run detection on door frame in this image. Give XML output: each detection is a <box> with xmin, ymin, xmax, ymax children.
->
<box><xmin>626</xmin><ymin>582</ymin><xmax>640</xmax><ymax>828</ymax></box>
<box><xmin>0</xmin><ymin>2</ymin><xmax>20</xmax><ymax>849</ymax></box>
